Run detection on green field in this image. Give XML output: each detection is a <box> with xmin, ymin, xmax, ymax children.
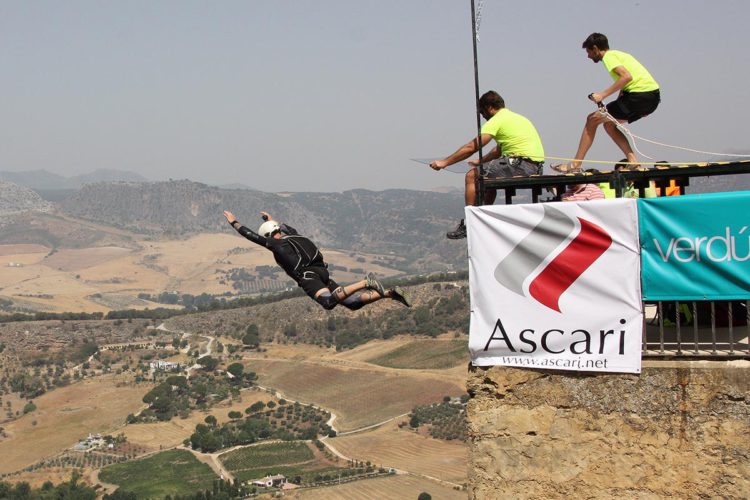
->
<box><xmin>367</xmin><ymin>339</ymin><xmax>467</xmax><ymax>369</ymax></box>
<box><xmin>99</xmin><ymin>449</ymin><xmax>217</xmax><ymax>498</ymax></box>
<box><xmin>220</xmin><ymin>442</ymin><xmax>347</xmax><ymax>483</ymax></box>
<box><xmin>221</xmin><ymin>441</ymin><xmax>313</xmax><ymax>471</ymax></box>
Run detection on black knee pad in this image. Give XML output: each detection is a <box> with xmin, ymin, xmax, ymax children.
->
<box><xmin>315</xmin><ymin>292</ymin><xmax>339</xmax><ymax>310</ymax></box>
<box><xmin>341</xmin><ymin>296</ymin><xmax>364</xmax><ymax>311</ymax></box>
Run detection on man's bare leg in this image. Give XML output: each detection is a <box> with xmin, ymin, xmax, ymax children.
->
<box><xmin>465</xmin><ymin>168</ymin><xmax>478</xmax><ymax>206</ymax></box>
<box><xmin>571</xmin><ymin>111</ymin><xmax>608</xmax><ymax>169</ymax></box>
<box><xmin>464</xmin><ymin>168</ymin><xmax>497</xmax><ymax>206</ymax></box>
<box><xmin>484</xmin><ymin>188</ymin><xmax>497</xmax><ymax>205</ymax></box>
<box><xmin>315</xmin><ymin>279</ymin><xmax>388</xmax><ymax>303</ymax></box>
<box><xmin>604</xmin><ymin>120</ymin><xmax>638</xmax><ymax>166</ymax></box>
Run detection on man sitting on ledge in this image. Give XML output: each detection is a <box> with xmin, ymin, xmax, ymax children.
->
<box><xmin>430</xmin><ymin>90</ymin><xmax>545</xmax><ymax>239</ymax></box>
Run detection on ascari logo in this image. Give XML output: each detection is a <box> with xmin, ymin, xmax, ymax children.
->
<box><xmin>493</xmin><ymin>205</ymin><xmax>612</xmax><ymax>312</ymax></box>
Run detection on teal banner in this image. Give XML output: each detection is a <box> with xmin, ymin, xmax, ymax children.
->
<box><xmin>638</xmin><ymin>191</ymin><xmax>750</xmax><ymax>300</ymax></box>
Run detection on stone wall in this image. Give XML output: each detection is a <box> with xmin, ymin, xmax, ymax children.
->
<box><xmin>466</xmin><ymin>360</ymin><xmax>750</xmax><ymax>499</ymax></box>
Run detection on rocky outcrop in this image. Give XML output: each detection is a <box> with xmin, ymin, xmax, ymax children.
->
<box><xmin>0</xmin><ymin>181</ymin><xmax>53</xmax><ymax>216</ymax></box>
<box><xmin>466</xmin><ymin>360</ymin><xmax>750</xmax><ymax>499</ymax></box>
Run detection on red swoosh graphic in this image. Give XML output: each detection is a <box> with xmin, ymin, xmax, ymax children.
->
<box><xmin>528</xmin><ymin>217</ymin><xmax>612</xmax><ymax>312</ymax></box>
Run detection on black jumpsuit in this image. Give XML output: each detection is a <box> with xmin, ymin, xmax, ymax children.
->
<box><xmin>235</xmin><ymin>223</ymin><xmax>341</xmax><ymax>301</ymax></box>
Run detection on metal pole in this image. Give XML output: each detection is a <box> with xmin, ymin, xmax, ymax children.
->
<box><xmin>470</xmin><ymin>0</ymin><xmax>484</xmax><ymax>206</ymax></box>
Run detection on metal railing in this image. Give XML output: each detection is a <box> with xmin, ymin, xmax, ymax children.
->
<box><xmin>480</xmin><ymin>160</ymin><xmax>750</xmax><ymax>204</ymax></box>
<box><xmin>478</xmin><ymin>161</ymin><xmax>750</xmax><ymax>358</ymax></box>
<box><xmin>644</xmin><ymin>300</ymin><xmax>749</xmax><ymax>358</ymax></box>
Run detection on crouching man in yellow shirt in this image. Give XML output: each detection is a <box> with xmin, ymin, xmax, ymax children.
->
<box><xmin>430</xmin><ymin>90</ymin><xmax>545</xmax><ymax>239</ymax></box>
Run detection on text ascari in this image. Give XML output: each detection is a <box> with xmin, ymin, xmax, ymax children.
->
<box><xmin>484</xmin><ymin>317</ymin><xmax>627</xmax><ymax>355</ymax></box>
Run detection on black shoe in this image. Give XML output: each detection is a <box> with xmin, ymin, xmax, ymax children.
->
<box><xmin>365</xmin><ymin>272</ymin><xmax>385</xmax><ymax>296</ymax></box>
<box><xmin>446</xmin><ymin>219</ymin><xmax>466</xmax><ymax>240</ymax></box>
<box><xmin>389</xmin><ymin>286</ymin><xmax>412</xmax><ymax>307</ymax></box>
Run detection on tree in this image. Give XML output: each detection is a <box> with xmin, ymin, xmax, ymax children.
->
<box><xmin>204</xmin><ymin>415</ymin><xmax>218</xmax><ymax>427</ymax></box>
<box><xmin>104</xmin><ymin>490</ymin><xmax>138</xmax><ymax>500</ymax></box>
<box><xmin>198</xmin><ymin>356</ymin><xmax>219</xmax><ymax>371</ymax></box>
<box><xmin>166</xmin><ymin>375</ymin><xmax>188</xmax><ymax>388</ymax></box>
<box><xmin>284</xmin><ymin>323</ymin><xmax>297</xmax><ymax>337</ymax></box>
<box><xmin>246</xmin><ymin>401</ymin><xmax>265</xmax><ymax>414</ymax></box>
<box><xmin>12</xmin><ymin>482</ymin><xmax>31</xmax><ymax>498</ymax></box>
<box><xmin>409</xmin><ymin>415</ymin><xmax>420</xmax><ymax>428</ymax></box>
<box><xmin>242</xmin><ymin>324</ymin><xmax>260</xmax><ymax>347</ymax></box>
<box><xmin>227</xmin><ymin>363</ymin><xmax>244</xmax><ymax>379</ymax></box>
<box><xmin>198</xmin><ymin>432</ymin><xmax>220</xmax><ymax>453</ymax></box>
<box><xmin>418</xmin><ymin>493</ymin><xmax>432</xmax><ymax>500</ymax></box>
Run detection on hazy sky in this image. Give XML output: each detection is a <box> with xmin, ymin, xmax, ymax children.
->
<box><xmin>2</xmin><ymin>0</ymin><xmax>749</xmax><ymax>192</ymax></box>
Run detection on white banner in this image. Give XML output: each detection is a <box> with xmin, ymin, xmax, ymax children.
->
<box><xmin>466</xmin><ymin>199</ymin><xmax>643</xmax><ymax>374</ymax></box>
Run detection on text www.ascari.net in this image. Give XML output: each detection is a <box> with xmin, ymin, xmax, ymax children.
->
<box><xmin>500</xmin><ymin>357</ymin><xmax>609</xmax><ymax>369</ymax></box>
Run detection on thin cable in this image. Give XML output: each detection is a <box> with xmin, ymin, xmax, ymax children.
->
<box><xmin>470</xmin><ymin>0</ymin><xmax>483</xmax><ymax>205</ymax></box>
<box><xmin>544</xmin><ymin>156</ymin><xmax>684</xmax><ymax>167</ymax></box>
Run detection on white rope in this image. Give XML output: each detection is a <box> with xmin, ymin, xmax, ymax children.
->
<box><xmin>599</xmin><ymin>107</ymin><xmax>750</xmax><ymax>159</ymax></box>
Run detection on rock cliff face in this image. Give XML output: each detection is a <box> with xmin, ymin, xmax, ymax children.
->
<box><xmin>466</xmin><ymin>361</ymin><xmax>750</xmax><ymax>499</ymax></box>
<box><xmin>0</xmin><ymin>181</ymin><xmax>53</xmax><ymax>216</ymax></box>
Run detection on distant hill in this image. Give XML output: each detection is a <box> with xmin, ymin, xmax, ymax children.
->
<box><xmin>0</xmin><ymin>169</ymin><xmax>148</xmax><ymax>190</ymax></box>
<box><xmin>0</xmin><ymin>181</ymin><xmax>53</xmax><ymax>216</ymax></box>
<box><xmin>59</xmin><ymin>180</ymin><xmax>467</xmax><ymax>272</ymax></box>
<box><xmin>216</xmin><ymin>182</ymin><xmax>257</xmax><ymax>190</ymax></box>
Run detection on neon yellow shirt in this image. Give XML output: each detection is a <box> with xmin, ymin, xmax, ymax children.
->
<box><xmin>481</xmin><ymin>108</ymin><xmax>545</xmax><ymax>162</ymax></box>
<box><xmin>602</xmin><ymin>50</ymin><xmax>659</xmax><ymax>93</ymax></box>
<box><xmin>597</xmin><ymin>183</ymin><xmax>616</xmax><ymax>199</ymax></box>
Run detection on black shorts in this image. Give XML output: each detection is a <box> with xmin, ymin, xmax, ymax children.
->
<box><xmin>483</xmin><ymin>157</ymin><xmax>543</xmax><ymax>178</ymax></box>
<box><xmin>298</xmin><ymin>266</ymin><xmax>338</xmax><ymax>299</ymax></box>
<box><xmin>606</xmin><ymin>89</ymin><xmax>660</xmax><ymax>123</ymax></box>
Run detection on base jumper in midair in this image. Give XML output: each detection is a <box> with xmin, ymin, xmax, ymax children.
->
<box><xmin>223</xmin><ymin>210</ymin><xmax>411</xmax><ymax>310</ymax></box>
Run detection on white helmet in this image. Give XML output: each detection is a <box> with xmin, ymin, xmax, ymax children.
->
<box><xmin>258</xmin><ymin>220</ymin><xmax>281</xmax><ymax>238</ymax></box>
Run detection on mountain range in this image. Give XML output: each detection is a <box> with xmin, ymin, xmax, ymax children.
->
<box><xmin>2</xmin><ymin>165</ymin><xmax>750</xmax><ymax>274</ymax></box>
<box><xmin>0</xmin><ymin>168</ymin><xmax>149</xmax><ymax>190</ymax></box>
<box><xmin>0</xmin><ymin>177</ymin><xmax>467</xmax><ymax>273</ymax></box>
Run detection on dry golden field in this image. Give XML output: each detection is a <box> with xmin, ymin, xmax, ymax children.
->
<box><xmin>287</xmin><ymin>474</ymin><xmax>466</xmax><ymax>500</ymax></box>
<box><xmin>0</xmin><ymin>375</ymin><xmax>151</xmax><ymax>474</ymax></box>
<box><xmin>0</xmin><ymin>244</ymin><xmax>49</xmax><ymax>257</ymax></box>
<box><xmin>0</xmin><ymin>234</ymin><xmax>403</xmax><ymax>313</ymax></box>
<box><xmin>0</xmin><ymin>391</ymin><xmax>27</xmax><ymax>425</ymax></box>
<box><xmin>5</xmin><ymin>467</ymin><xmax>85</xmax><ymax>489</ymax></box>
<box><xmin>245</xmin><ymin>358</ymin><xmax>465</xmax><ymax>432</ymax></box>
<box><xmin>247</xmin><ymin>338</ymin><xmax>468</xmax><ymax>386</ymax></box>
<box><xmin>331</xmin><ymin>420</ymin><xmax>467</xmax><ymax>484</ymax></box>
<box><xmin>254</xmin><ymin>342</ymin><xmax>336</xmax><ymax>361</ymax></box>
<box><xmin>331</xmin><ymin>337</ymin><xmax>416</xmax><ymax>363</ymax></box>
